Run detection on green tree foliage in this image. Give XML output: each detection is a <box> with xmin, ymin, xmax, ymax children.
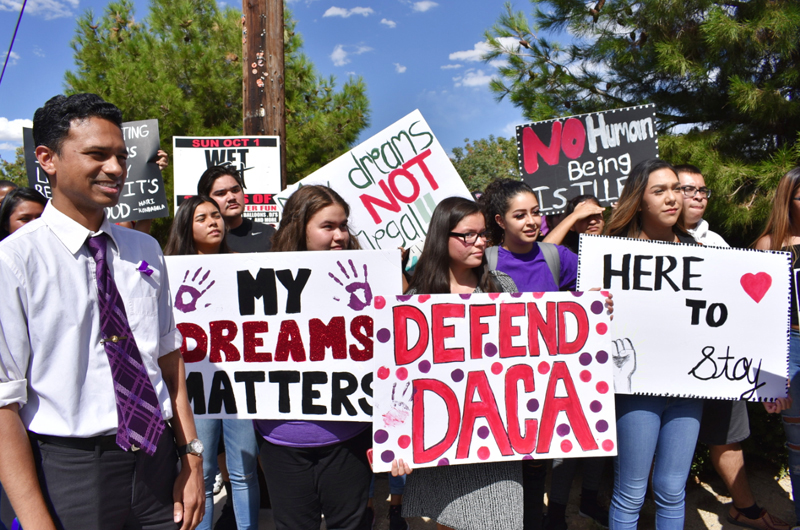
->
<box><xmin>450</xmin><ymin>135</ymin><xmax>520</xmax><ymax>193</ymax></box>
<box><xmin>0</xmin><ymin>147</ymin><xmax>27</xmax><ymax>185</ymax></box>
<box><xmin>485</xmin><ymin>0</ymin><xmax>800</xmax><ymax>246</ymax></box>
<box><xmin>64</xmin><ymin>0</ymin><xmax>370</xmax><ymax>191</ymax></box>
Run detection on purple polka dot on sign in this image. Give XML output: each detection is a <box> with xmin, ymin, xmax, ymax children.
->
<box><xmin>556</xmin><ymin>424</ymin><xmax>571</xmax><ymax>437</ymax></box>
<box><xmin>451</xmin><ymin>369</ymin><xmax>464</xmax><ymax>383</ymax></box>
<box><xmin>522</xmin><ymin>455</ymin><xmax>534</xmax><ymax>461</ymax></box>
<box><xmin>579</xmin><ymin>352</ymin><xmax>592</xmax><ymax>366</ymax></box>
<box><xmin>374</xmin><ymin>430</ymin><xmax>389</xmax><ymax>444</ymax></box>
<box><xmin>438</xmin><ymin>458</ymin><xmax>450</xmax><ymax>466</ymax></box>
<box><xmin>571</xmin><ymin>291</ymin><xmax>584</xmax><ymax>297</ymax></box>
<box><xmin>591</xmin><ymin>301</ymin><xmax>604</xmax><ymax>315</ymax></box>
<box><xmin>527</xmin><ymin>398</ymin><xmax>539</xmax><ymax>412</ymax></box>
<box><xmin>596</xmin><ymin>420</ymin><xmax>609</xmax><ymax>433</ymax></box>
<box><xmin>596</xmin><ymin>350</ymin><xmax>608</xmax><ymax>364</ymax></box>
<box><xmin>396</xmin><ymin>295</ymin><xmax>413</xmax><ymax>302</ymax></box>
<box><xmin>381</xmin><ymin>450</ymin><xmax>395</xmax><ymax>463</ymax></box>
<box><xmin>477</xmin><ymin>426</ymin><xmax>490</xmax><ymax>439</ymax></box>
<box><xmin>590</xmin><ymin>400</ymin><xmax>602</xmax><ymax>413</ymax></box>
<box><xmin>418</xmin><ymin>360</ymin><xmax>431</xmax><ymax>373</ymax></box>
<box><xmin>511</xmin><ymin>292</ymin><xmax>523</xmax><ymax>298</ymax></box>
<box><xmin>460</xmin><ymin>293</ymin><xmax>472</xmax><ymax>300</ymax></box>
<box><xmin>377</xmin><ymin>328</ymin><xmax>391</xmax><ymax>343</ymax></box>
<box><xmin>484</xmin><ymin>343</ymin><xmax>498</xmax><ymax>357</ymax></box>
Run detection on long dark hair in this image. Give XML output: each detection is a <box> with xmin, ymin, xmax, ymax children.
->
<box><xmin>755</xmin><ymin>167</ymin><xmax>800</xmax><ymax>252</ymax></box>
<box><xmin>164</xmin><ymin>196</ymin><xmax>230</xmax><ymax>256</ymax></box>
<box><xmin>605</xmin><ymin>158</ymin><xmax>688</xmax><ymax>239</ymax></box>
<box><xmin>272</xmin><ymin>185</ymin><xmax>361</xmax><ymax>252</ymax></box>
<box><xmin>407</xmin><ymin>196</ymin><xmax>501</xmax><ymax>294</ymax></box>
<box><xmin>0</xmin><ymin>187</ymin><xmax>48</xmax><ymax>240</ymax></box>
<box><xmin>481</xmin><ymin>178</ymin><xmax>537</xmax><ymax>246</ymax></box>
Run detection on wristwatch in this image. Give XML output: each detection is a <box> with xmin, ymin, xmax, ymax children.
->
<box><xmin>177</xmin><ymin>438</ymin><xmax>204</xmax><ymax>457</ymax></box>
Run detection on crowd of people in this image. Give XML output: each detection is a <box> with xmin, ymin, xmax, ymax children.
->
<box><xmin>0</xmin><ymin>92</ymin><xmax>799</xmax><ymax>530</ymax></box>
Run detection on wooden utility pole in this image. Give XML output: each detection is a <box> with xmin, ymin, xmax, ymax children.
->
<box><xmin>242</xmin><ymin>0</ymin><xmax>287</xmax><ymax>190</ymax></box>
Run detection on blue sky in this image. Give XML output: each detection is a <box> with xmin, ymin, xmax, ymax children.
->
<box><xmin>0</xmin><ymin>0</ymin><xmax>529</xmax><ymax>164</ymax></box>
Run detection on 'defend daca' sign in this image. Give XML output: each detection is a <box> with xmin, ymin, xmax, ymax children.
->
<box><xmin>371</xmin><ymin>292</ymin><xmax>616</xmax><ymax>471</ymax></box>
<box><xmin>577</xmin><ymin>235</ymin><xmax>791</xmax><ymax>401</ymax></box>
<box><xmin>276</xmin><ymin>110</ymin><xmax>472</xmax><ymax>250</ymax></box>
<box><xmin>166</xmin><ymin>250</ymin><xmax>402</xmax><ymax>421</ymax></box>
<box><xmin>173</xmin><ymin>135</ymin><xmax>281</xmax><ymax>225</ymax></box>
<box><xmin>515</xmin><ymin>104</ymin><xmax>658</xmax><ymax>213</ymax></box>
<box><xmin>23</xmin><ymin>120</ymin><xmax>169</xmax><ymax>223</ymax></box>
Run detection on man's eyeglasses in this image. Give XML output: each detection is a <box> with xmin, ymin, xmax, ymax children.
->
<box><xmin>679</xmin><ymin>185</ymin><xmax>711</xmax><ymax>199</ymax></box>
<box><xmin>449</xmin><ymin>230</ymin><xmax>489</xmax><ymax>246</ymax></box>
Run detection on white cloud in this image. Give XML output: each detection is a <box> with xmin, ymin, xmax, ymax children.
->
<box><xmin>449</xmin><ymin>37</ymin><xmax>519</xmax><ymax>62</ymax></box>
<box><xmin>394</xmin><ymin>63</ymin><xmax>407</xmax><ymax>74</ymax></box>
<box><xmin>1</xmin><ymin>51</ymin><xmax>20</xmax><ymax>66</ymax></box>
<box><xmin>32</xmin><ymin>46</ymin><xmax>44</xmax><ymax>57</ymax></box>
<box><xmin>0</xmin><ymin>0</ymin><xmax>79</xmax><ymax>20</ymax></box>
<box><xmin>323</xmin><ymin>6</ymin><xmax>374</xmax><ymax>18</ymax></box>
<box><xmin>440</xmin><ymin>64</ymin><xmax>462</xmax><ymax>70</ymax></box>
<box><xmin>330</xmin><ymin>44</ymin><xmax>373</xmax><ymax>66</ymax></box>
<box><xmin>453</xmin><ymin>69</ymin><xmax>492</xmax><ymax>88</ymax></box>
<box><xmin>380</xmin><ymin>18</ymin><xmax>396</xmax><ymax>28</ymax></box>
<box><xmin>0</xmin><ymin>117</ymin><xmax>32</xmax><ymax>142</ymax></box>
<box><xmin>0</xmin><ymin>142</ymin><xmax>19</xmax><ymax>151</ymax></box>
<box><xmin>412</xmin><ymin>1</ymin><xmax>437</xmax><ymax>12</ymax></box>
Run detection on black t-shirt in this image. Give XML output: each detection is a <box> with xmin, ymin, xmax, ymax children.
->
<box><xmin>226</xmin><ymin>218</ymin><xmax>276</xmax><ymax>253</ymax></box>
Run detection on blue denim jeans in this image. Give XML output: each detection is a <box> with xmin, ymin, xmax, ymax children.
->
<box><xmin>195</xmin><ymin>419</ymin><xmax>260</xmax><ymax>530</ymax></box>
<box><xmin>782</xmin><ymin>329</ymin><xmax>800</xmax><ymax>521</ymax></box>
<box><xmin>610</xmin><ymin>395</ymin><xmax>703</xmax><ymax>530</ymax></box>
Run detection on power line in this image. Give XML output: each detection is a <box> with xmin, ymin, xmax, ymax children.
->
<box><xmin>0</xmin><ymin>0</ymin><xmax>28</xmax><ymax>88</ymax></box>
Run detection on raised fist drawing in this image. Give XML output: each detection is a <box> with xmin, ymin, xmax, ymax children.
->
<box><xmin>612</xmin><ymin>338</ymin><xmax>637</xmax><ymax>394</ymax></box>
<box><xmin>175</xmin><ymin>267</ymin><xmax>215</xmax><ymax>313</ymax></box>
<box><xmin>329</xmin><ymin>259</ymin><xmax>373</xmax><ymax>311</ymax></box>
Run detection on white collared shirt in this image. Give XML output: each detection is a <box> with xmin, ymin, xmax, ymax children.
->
<box><xmin>687</xmin><ymin>218</ymin><xmax>729</xmax><ymax>248</ymax></box>
<box><xmin>0</xmin><ymin>203</ymin><xmax>182</xmax><ymax>437</ymax></box>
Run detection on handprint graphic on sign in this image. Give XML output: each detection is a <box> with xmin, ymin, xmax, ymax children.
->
<box><xmin>329</xmin><ymin>259</ymin><xmax>373</xmax><ymax>311</ymax></box>
<box><xmin>175</xmin><ymin>267</ymin><xmax>215</xmax><ymax>313</ymax></box>
<box><xmin>382</xmin><ymin>382</ymin><xmax>412</xmax><ymax>427</ymax></box>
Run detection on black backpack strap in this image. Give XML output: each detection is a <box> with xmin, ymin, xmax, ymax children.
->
<box><xmin>538</xmin><ymin>242</ymin><xmax>561</xmax><ymax>288</ymax></box>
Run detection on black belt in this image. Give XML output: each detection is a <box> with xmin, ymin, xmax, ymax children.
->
<box><xmin>28</xmin><ymin>432</ymin><xmax>131</xmax><ymax>452</ymax></box>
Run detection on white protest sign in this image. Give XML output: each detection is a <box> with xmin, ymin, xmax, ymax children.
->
<box><xmin>173</xmin><ymin>136</ymin><xmax>281</xmax><ymax>224</ymax></box>
<box><xmin>166</xmin><ymin>250</ymin><xmax>402</xmax><ymax>420</ymax></box>
<box><xmin>577</xmin><ymin>235</ymin><xmax>791</xmax><ymax>400</ymax></box>
<box><xmin>276</xmin><ymin>110</ymin><xmax>472</xmax><ymax>250</ymax></box>
<box><xmin>371</xmin><ymin>291</ymin><xmax>616</xmax><ymax>472</ymax></box>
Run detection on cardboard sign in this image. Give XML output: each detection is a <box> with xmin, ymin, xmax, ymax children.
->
<box><xmin>276</xmin><ymin>110</ymin><xmax>472</xmax><ymax>250</ymax></box>
<box><xmin>166</xmin><ymin>249</ymin><xmax>402</xmax><ymax>420</ymax></box>
<box><xmin>173</xmin><ymin>136</ymin><xmax>281</xmax><ymax>225</ymax></box>
<box><xmin>371</xmin><ymin>292</ymin><xmax>616</xmax><ymax>472</ymax></box>
<box><xmin>23</xmin><ymin>121</ymin><xmax>168</xmax><ymax>222</ymax></box>
<box><xmin>577</xmin><ymin>235</ymin><xmax>791</xmax><ymax>400</ymax></box>
<box><xmin>516</xmin><ymin>105</ymin><xmax>659</xmax><ymax>213</ymax></box>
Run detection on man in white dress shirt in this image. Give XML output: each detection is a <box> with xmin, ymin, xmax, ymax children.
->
<box><xmin>0</xmin><ymin>94</ymin><xmax>204</xmax><ymax>529</ymax></box>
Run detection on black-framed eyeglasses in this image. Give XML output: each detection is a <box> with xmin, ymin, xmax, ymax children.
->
<box><xmin>449</xmin><ymin>230</ymin><xmax>489</xmax><ymax>246</ymax></box>
<box><xmin>792</xmin><ymin>197</ymin><xmax>800</xmax><ymax>202</ymax></box>
<box><xmin>679</xmin><ymin>185</ymin><xmax>711</xmax><ymax>199</ymax></box>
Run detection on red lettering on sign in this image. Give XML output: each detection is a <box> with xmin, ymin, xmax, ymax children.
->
<box><xmin>469</xmin><ymin>304</ymin><xmax>495</xmax><ymax>359</ymax></box>
<box><xmin>432</xmin><ymin>303</ymin><xmax>465</xmax><ymax>363</ymax></box>
<box><xmin>177</xmin><ymin>322</ymin><xmax>207</xmax><ymax>363</ymax></box>
<box><xmin>500</xmin><ymin>302</ymin><xmax>526</xmax><ymax>358</ymax></box>
<box><xmin>394</xmin><ymin>305</ymin><xmax>429</xmax><ymax>365</ymax></box>
<box><xmin>412</xmin><ymin>379</ymin><xmax>460</xmax><ymax>464</ymax></box>
<box><xmin>505</xmin><ymin>364</ymin><xmax>537</xmax><ymax>454</ymax></box>
<box><xmin>209</xmin><ymin>320</ymin><xmax>240</xmax><ymax>362</ymax></box>
<box><xmin>557</xmin><ymin>302</ymin><xmax>589</xmax><ymax>354</ymax></box>
<box><xmin>275</xmin><ymin>320</ymin><xmax>306</xmax><ymax>362</ymax></box>
<box><xmin>536</xmin><ymin>361</ymin><xmax>597</xmax><ymax>453</ymax></box>
<box><xmin>528</xmin><ymin>302</ymin><xmax>557</xmax><ymax>356</ymax></box>
<box><xmin>243</xmin><ymin>321</ymin><xmax>271</xmax><ymax>362</ymax></box>
<box><xmin>456</xmin><ymin>371</ymin><xmax>514</xmax><ymax>459</ymax></box>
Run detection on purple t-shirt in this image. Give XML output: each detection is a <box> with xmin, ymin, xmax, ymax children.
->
<box><xmin>254</xmin><ymin>420</ymin><xmax>368</xmax><ymax>448</ymax></box>
<box><xmin>496</xmin><ymin>244</ymin><xmax>578</xmax><ymax>292</ymax></box>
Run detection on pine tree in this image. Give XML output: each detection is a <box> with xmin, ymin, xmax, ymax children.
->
<box><xmin>64</xmin><ymin>0</ymin><xmax>370</xmax><ymax>190</ymax></box>
<box><xmin>485</xmin><ymin>0</ymin><xmax>800</xmax><ymax>246</ymax></box>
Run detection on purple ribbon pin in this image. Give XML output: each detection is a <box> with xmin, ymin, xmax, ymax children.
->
<box><xmin>137</xmin><ymin>260</ymin><xmax>154</xmax><ymax>276</ymax></box>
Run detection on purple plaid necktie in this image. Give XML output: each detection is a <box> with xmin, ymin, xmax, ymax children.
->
<box><xmin>86</xmin><ymin>234</ymin><xmax>164</xmax><ymax>455</ymax></box>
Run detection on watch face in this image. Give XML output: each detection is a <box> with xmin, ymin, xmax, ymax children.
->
<box><xmin>190</xmin><ymin>439</ymin><xmax>204</xmax><ymax>454</ymax></box>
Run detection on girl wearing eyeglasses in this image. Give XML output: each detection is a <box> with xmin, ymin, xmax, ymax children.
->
<box><xmin>755</xmin><ymin>166</ymin><xmax>800</xmax><ymax>524</ymax></box>
<box><xmin>398</xmin><ymin>196</ymin><xmax>522</xmax><ymax>530</ymax></box>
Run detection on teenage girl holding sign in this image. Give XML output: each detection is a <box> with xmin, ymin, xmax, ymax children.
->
<box><xmin>603</xmin><ymin>159</ymin><xmax>702</xmax><ymax>530</ymax></box>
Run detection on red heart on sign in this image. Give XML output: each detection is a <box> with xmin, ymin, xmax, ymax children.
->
<box><xmin>740</xmin><ymin>272</ymin><xmax>772</xmax><ymax>303</ymax></box>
